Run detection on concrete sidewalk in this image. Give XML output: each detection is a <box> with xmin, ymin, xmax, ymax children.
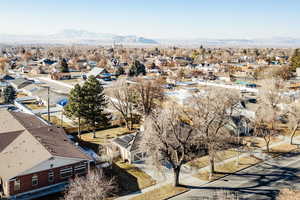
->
<box><xmin>115</xmin><ymin>135</ymin><xmax>300</xmax><ymax>200</ymax></box>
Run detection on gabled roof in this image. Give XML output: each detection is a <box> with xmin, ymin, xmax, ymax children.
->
<box><xmin>113</xmin><ymin>132</ymin><xmax>142</xmax><ymax>152</ymax></box>
<box><xmin>9</xmin><ymin>78</ymin><xmax>32</xmax><ymax>88</ymax></box>
<box><xmin>0</xmin><ymin>130</ymin><xmax>23</xmax><ymax>152</ymax></box>
<box><xmin>0</xmin><ymin>130</ymin><xmax>52</xmax><ymax>181</ymax></box>
<box><xmin>86</xmin><ymin>67</ymin><xmax>107</xmax><ymax>77</ymax></box>
<box><xmin>0</xmin><ymin>110</ymin><xmax>91</xmax><ymax>181</ymax></box>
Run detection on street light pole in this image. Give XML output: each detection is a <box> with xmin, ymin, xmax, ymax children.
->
<box><xmin>47</xmin><ymin>86</ymin><xmax>50</xmax><ymax>122</ymax></box>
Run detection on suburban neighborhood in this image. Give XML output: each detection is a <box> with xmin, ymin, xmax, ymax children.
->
<box><xmin>1</xmin><ymin>1</ymin><xmax>300</xmax><ymax>200</ymax></box>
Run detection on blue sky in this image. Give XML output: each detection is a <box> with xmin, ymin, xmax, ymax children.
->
<box><xmin>0</xmin><ymin>0</ymin><xmax>299</xmax><ymax>39</ymax></box>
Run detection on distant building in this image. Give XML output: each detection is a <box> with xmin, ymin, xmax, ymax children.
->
<box><xmin>84</xmin><ymin>67</ymin><xmax>110</xmax><ymax>80</ymax></box>
<box><xmin>9</xmin><ymin>78</ymin><xmax>32</xmax><ymax>90</ymax></box>
<box><xmin>0</xmin><ymin>110</ymin><xmax>91</xmax><ymax>199</ymax></box>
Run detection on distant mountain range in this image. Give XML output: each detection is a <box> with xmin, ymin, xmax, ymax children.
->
<box><xmin>157</xmin><ymin>37</ymin><xmax>300</xmax><ymax>47</ymax></box>
<box><xmin>0</xmin><ymin>29</ymin><xmax>300</xmax><ymax>47</ymax></box>
<box><xmin>0</xmin><ymin>29</ymin><xmax>158</xmax><ymax>45</ymax></box>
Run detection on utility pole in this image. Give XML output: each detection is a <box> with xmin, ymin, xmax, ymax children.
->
<box><xmin>46</xmin><ymin>86</ymin><xmax>50</xmax><ymax>122</ymax></box>
<box><xmin>236</xmin><ymin>126</ymin><xmax>240</xmax><ymax>166</ymax></box>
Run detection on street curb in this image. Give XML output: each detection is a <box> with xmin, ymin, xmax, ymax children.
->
<box><xmin>166</xmin><ymin>155</ymin><xmax>264</xmax><ymax>199</ymax></box>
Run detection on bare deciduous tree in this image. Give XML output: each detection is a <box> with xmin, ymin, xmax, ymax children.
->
<box><xmin>140</xmin><ymin>105</ymin><xmax>206</xmax><ymax>186</ymax></box>
<box><xmin>64</xmin><ymin>170</ymin><xmax>115</xmax><ymax>200</ymax></box>
<box><xmin>109</xmin><ymin>81</ymin><xmax>136</xmax><ymax>130</ymax></box>
<box><xmin>133</xmin><ymin>78</ymin><xmax>164</xmax><ymax>117</ymax></box>
<box><xmin>186</xmin><ymin>88</ymin><xmax>240</xmax><ymax>179</ymax></box>
<box><xmin>287</xmin><ymin>103</ymin><xmax>300</xmax><ymax>145</ymax></box>
<box><xmin>254</xmin><ymin>79</ymin><xmax>285</xmax><ymax>152</ymax></box>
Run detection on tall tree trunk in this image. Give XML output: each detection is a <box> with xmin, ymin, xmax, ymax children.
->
<box><xmin>290</xmin><ymin>125</ymin><xmax>298</xmax><ymax>145</ymax></box>
<box><xmin>93</xmin><ymin>122</ymin><xmax>96</xmax><ymax>138</ymax></box>
<box><xmin>209</xmin><ymin>154</ymin><xmax>215</xmax><ymax>180</ymax></box>
<box><xmin>266</xmin><ymin>140</ymin><xmax>270</xmax><ymax>153</ymax></box>
<box><xmin>173</xmin><ymin>166</ymin><xmax>181</xmax><ymax>187</ymax></box>
<box><xmin>125</xmin><ymin>119</ymin><xmax>130</xmax><ymax>130</ymax></box>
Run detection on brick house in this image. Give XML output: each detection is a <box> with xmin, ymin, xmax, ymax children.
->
<box><xmin>0</xmin><ymin>110</ymin><xmax>92</xmax><ymax>200</ymax></box>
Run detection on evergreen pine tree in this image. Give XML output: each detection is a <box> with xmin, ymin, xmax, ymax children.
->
<box><xmin>128</xmin><ymin>60</ymin><xmax>146</xmax><ymax>76</ymax></box>
<box><xmin>81</xmin><ymin>76</ymin><xmax>111</xmax><ymax>138</ymax></box>
<box><xmin>3</xmin><ymin>85</ymin><xmax>16</xmax><ymax>104</ymax></box>
<box><xmin>64</xmin><ymin>84</ymin><xmax>85</xmax><ymax>137</ymax></box>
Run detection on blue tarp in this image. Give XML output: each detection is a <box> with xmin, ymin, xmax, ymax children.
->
<box><xmin>57</xmin><ymin>99</ymin><xmax>68</xmax><ymax>106</ymax></box>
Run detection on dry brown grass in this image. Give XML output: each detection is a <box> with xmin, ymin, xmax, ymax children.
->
<box><xmin>25</xmin><ymin>102</ymin><xmax>47</xmax><ymax>110</ymax></box>
<box><xmin>41</xmin><ymin>115</ymin><xmax>74</xmax><ymax>128</ymax></box>
<box><xmin>270</xmin><ymin>143</ymin><xmax>298</xmax><ymax>153</ymax></box>
<box><xmin>189</xmin><ymin>149</ymin><xmax>239</xmax><ymax>169</ymax></box>
<box><xmin>115</xmin><ymin>160</ymin><xmax>156</xmax><ymax>191</ymax></box>
<box><xmin>243</xmin><ymin>136</ymin><xmax>282</xmax><ymax>149</ymax></box>
<box><xmin>130</xmin><ymin>184</ymin><xmax>189</xmax><ymax>200</ymax></box>
<box><xmin>194</xmin><ymin>156</ymin><xmax>262</xmax><ymax>181</ymax></box>
<box><xmin>16</xmin><ymin>92</ymin><xmax>28</xmax><ymax>98</ymax></box>
<box><xmin>80</xmin><ymin>127</ymin><xmax>136</xmax><ymax>145</ymax></box>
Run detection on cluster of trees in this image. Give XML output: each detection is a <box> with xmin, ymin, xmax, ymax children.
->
<box><xmin>141</xmin><ymin>88</ymin><xmax>241</xmax><ymax>186</ymax></box>
<box><xmin>109</xmin><ymin>78</ymin><xmax>164</xmax><ymax>130</ymax></box>
<box><xmin>64</xmin><ymin>76</ymin><xmax>110</xmax><ymax>138</ymax></box>
<box><xmin>128</xmin><ymin>60</ymin><xmax>146</xmax><ymax>76</ymax></box>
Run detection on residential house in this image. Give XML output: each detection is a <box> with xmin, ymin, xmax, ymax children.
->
<box><xmin>0</xmin><ymin>110</ymin><xmax>91</xmax><ymax>200</ymax></box>
<box><xmin>9</xmin><ymin>78</ymin><xmax>33</xmax><ymax>90</ymax></box>
<box><xmin>111</xmin><ymin>132</ymin><xmax>145</xmax><ymax>164</ymax></box>
<box><xmin>84</xmin><ymin>67</ymin><xmax>110</xmax><ymax>80</ymax></box>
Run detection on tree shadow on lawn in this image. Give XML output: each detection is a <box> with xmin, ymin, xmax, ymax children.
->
<box><xmin>110</xmin><ymin>162</ymin><xmax>140</xmax><ymax>196</ymax></box>
<box><xmin>181</xmin><ymin>161</ymin><xmax>300</xmax><ymax>200</ymax></box>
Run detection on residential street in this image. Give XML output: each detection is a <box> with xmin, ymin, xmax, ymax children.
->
<box><xmin>171</xmin><ymin>150</ymin><xmax>300</xmax><ymax>200</ymax></box>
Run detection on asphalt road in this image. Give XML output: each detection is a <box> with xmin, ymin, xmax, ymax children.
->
<box><xmin>171</xmin><ymin>151</ymin><xmax>300</xmax><ymax>200</ymax></box>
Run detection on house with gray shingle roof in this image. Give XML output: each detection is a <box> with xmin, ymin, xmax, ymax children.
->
<box><xmin>112</xmin><ymin>132</ymin><xmax>146</xmax><ymax>164</ymax></box>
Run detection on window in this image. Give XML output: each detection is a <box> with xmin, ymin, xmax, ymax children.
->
<box><xmin>74</xmin><ymin>163</ymin><xmax>86</xmax><ymax>175</ymax></box>
<box><xmin>48</xmin><ymin>171</ymin><xmax>54</xmax><ymax>182</ymax></box>
<box><xmin>60</xmin><ymin>167</ymin><xmax>73</xmax><ymax>179</ymax></box>
<box><xmin>14</xmin><ymin>179</ymin><xmax>20</xmax><ymax>191</ymax></box>
<box><xmin>32</xmin><ymin>175</ymin><xmax>38</xmax><ymax>186</ymax></box>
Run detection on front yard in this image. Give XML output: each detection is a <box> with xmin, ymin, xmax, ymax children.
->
<box><xmin>113</xmin><ymin>159</ymin><xmax>156</xmax><ymax>194</ymax></box>
<box><xmin>130</xmin><ymin>184</ymin><xmax>189</xmax><ymax>200</ymax></box>
<box><xmin>194</xmin><ymin>155</ymin><xmax>262</xmax><ymax>181</ymax></box>
<box><xmin>188</xmin><ymin>149</ymin><xmax>239</xmax><ymax>169</ymax></box>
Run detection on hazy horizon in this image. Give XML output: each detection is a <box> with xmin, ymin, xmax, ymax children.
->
<box><xmin>0</xmin><ymin>0</ymin><xmax>300</xmax><ymax>40</ymax></box>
